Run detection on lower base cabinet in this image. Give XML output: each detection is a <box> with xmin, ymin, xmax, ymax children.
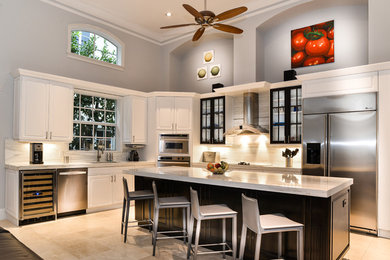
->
<box><xmin>88</xmin><ymin>167</ymin><xmax>134</xmax><ymax>209</ymax></box>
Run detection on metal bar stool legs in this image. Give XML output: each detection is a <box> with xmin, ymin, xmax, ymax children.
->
<box><xmin>121</xmin><ymin>177</ymin><xmax>154</xmax><ymax>243</ymax></box>
<box><xmin>187</xmin><ymin>187</ymin><xmax>237</xmax><ymax>260</ymax></box>
<box><xmin>152</xmin><ymin>181</ymin><xmax>191</xmax><ymax>256</ymax></box>
<box><xmin>239</xmin><ymin>194</ymin><xmax>304</xmax><ymax>260</ymax></box>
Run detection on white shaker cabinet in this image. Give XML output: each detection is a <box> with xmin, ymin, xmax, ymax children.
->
<box><xmin>156</xmin><ymin>97</ymin><xmax>175</xmax><ymax>131</ymax></box>
<box><xmin>122</xmin><ymin>96</ymin><xmax>148</xmax><ymax>144</ymax></box>
<box><xmin>156</xmin><ymin>96</ymin><xmax>192</xmax><ymax>132</ymax></box>
<box><xmin>88</xmin><ymin>167</ymin><xmax>134</xmax><ymax>209</ymax></box>
<box><xmin>88</xmin><ymin>174</ymin><xmax>113</xmax><ymax>208</ymax></box>
<box><xmin>13</xmin><ymin>76</ymin><xmax>73</xmax><ymax>142</ymax></box>
<box><xmin>175</xmin><ymin>97</ymin><xmax>193</xmax><ymax>131</ymax></box>
<box><xmin>299</xmin><ymin>71</ymin><xmax>378</xmax><ymax>98</ymax></box>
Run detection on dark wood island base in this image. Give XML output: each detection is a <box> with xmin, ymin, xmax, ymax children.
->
<box><xmin>135</xmin><ymin>176</ymin><xmax>350</xmax><ymax>260</ymax></box>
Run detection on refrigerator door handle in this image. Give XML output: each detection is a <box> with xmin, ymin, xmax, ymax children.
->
<box><xmin>326</xmin><ymin>115</ymin><xmax>330</xmax><ymax>177</ymax></box>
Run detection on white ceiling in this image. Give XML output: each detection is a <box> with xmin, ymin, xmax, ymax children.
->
<box><xmin>42</xmin><ymin>0</ymin><xmax>289</xmax><ymax>44</ymax></box>
<box><xmin>42</xmin><ymin>0</ymin><xmax>367</xmax><ymax>44</ymax></box>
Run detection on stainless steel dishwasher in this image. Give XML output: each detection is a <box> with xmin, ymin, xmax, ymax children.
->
<box><xmin>57</xmin><ymin>168</ymin><xmax>88</xmax><ymax>217</ymax></box>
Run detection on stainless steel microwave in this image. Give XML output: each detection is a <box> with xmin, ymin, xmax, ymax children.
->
<box><xmin>159</xmin><ymin>134</ymin><xmax>189</xmax><ymax>155</ymax></box>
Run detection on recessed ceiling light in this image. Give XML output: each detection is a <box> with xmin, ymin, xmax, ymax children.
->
<box><xmin>166</xmin><ymin>12</ymin><xmax>172</xmax><ymax>17</ymax></box>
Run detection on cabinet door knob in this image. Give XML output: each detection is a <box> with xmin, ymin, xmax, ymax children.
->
<box><xmin>110</xmin><ymin>176</ymin><xmax>113</xmax><ymax>182</ymax></box>
<box><xmin>114</xmin><ymin>175</ymin><xmax>116</xmax><ymax>182</ymax></box>
<box><xmin>133</xmin><ymin>136</ymin><xmax>135</xmax><ymax>142</ymax></box>
<box><xmin>46</xmin><ymin>131</ymin><xmax>48</xmax><ymax>139</ymax></box>
<box><xmin>172</xmin><ymin>123</ymin><xmax>174</xmax><ymax>130</ymax></box>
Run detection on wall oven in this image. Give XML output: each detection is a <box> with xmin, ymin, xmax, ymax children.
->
<box><xmin>159</xmin><ymin>134</ymin><xmax>189</xmax><ymax>155</ymax></box>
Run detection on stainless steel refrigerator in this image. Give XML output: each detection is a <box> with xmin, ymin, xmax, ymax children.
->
<box><xmin>302</xmin><ymin>92</ymin><xmax>377</xmax><ymax>233</ymax></box>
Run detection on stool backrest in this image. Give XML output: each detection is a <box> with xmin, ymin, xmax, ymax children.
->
<box><xmin>122</xmin><ymin>177</ymin><xmax>129</xmax><ymax>200</ymax></box>
<box><xmin>241</xmin><ymin>194</ymin><xmax>261</xmax><ymax>233</ymax></box>
<box><xmin>152</xmin><ymin>181</ymin><xmax>159</xmax><ymax>208</ymax></box>
<box><xmin>190</xmin><ymin>187</ymin><xmax>201</xmax><ymax>219</ymax></box>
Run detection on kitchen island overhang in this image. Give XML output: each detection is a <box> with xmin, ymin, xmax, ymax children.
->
<box><xmin>124</xmin><ymin>167</ymin><xmax>353</xmax><ymax>260</ymax></box>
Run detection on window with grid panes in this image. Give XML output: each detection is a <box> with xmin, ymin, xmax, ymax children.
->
<box><xmin>70</xmin><ymin>93</ymin><xmax>117</xmax><ymax>151</ymax></box>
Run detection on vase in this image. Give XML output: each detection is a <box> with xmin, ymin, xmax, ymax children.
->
<box><xmin>285</xmin><ymin>157</ymin><xmax>293</xmax><ymax>168</ymax></box>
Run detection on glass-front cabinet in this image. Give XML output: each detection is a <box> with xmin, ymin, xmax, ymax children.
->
<box><xmin>270</xmin><ymin>86</ymin><xmax>302</xmax><ymax>144</ymax></box>
<box><xmin>200</xmin><ymin>96</ymin><xmax>225</xmax><ymax>144</ymax></box>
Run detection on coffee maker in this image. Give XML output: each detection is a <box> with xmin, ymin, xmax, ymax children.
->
<box><xmin>128</xmin><ymin>150</ymin><xmax>139</xmax><ymax>161</ymax></box>
<box><xmin>30</xmin><ymin>143</ymin><xmax>43</xmax><ymax>164</ymax></box>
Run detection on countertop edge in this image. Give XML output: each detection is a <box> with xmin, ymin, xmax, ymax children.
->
<box><xmin>124</xmin><ymin>168</ymin><xmax>352</xmax><ymax>198</ymax></box>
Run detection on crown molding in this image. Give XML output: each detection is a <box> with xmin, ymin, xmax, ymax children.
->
<box><xmin>40</xmin><ymin>0</ymin><xmax>161</xmax><ymax>45</ymax></box>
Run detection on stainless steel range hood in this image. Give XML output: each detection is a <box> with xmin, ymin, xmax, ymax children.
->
<box><xmin>225</xmin><ymin>92</ymin><xmax>269</xmax><ymax>136</ymax></box>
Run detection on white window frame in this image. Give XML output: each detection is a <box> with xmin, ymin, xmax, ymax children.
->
<box><xmin>70</xmin><ymin>90</ymin><xmax>121</xmax><ymax>152</ymax></box>
<box><xmin>67</xmin><ymin>24</ymin><xmax>125</xmax><ymax>71</ymax></box>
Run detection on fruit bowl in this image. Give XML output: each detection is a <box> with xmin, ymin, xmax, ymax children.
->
<box><xmin>206</xmin><ymin>161</ymin><xmax>229</xmax><ymax>175</ymax></box>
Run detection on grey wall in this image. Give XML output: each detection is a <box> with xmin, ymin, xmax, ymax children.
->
<box><xmin>0</xmin><ymin>0</ymin><xmax>164</xmax><ymax>92</ymax></box>
<box><xmin>257</xmin><ymin>4</ymin><xmax>368</xmax><ymax>83</ymax></box>
<box><xmin>169</xmin><ymin>35</ymin><xmax>234</xmax><ymax>93</ymax></box>
<box><xmin>368</xmin><ymin>0</ymin><xmax>390</xmax><ymax>63</ymax></box>
<box><xmin>0</xmin><ymin>0</ymin><xmax>164</xmax><ymax>211</ymax></box>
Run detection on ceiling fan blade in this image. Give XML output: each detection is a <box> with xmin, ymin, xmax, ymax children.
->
<box><xmin>183</xmin><ymin>4</ymin><xmax>204</xmax><ymax>23</ymax></box>
<box><xmin>213</xmin><ymin>24</ymin><xmax>243</xmax><ymax>34</ymax></box>
<box><xmin>214</xmin><ymin>6</ymin><xmax>248</xmax><ymax>22</ymax></box>
<box><xmin>160</xmin><ymin>23</ymin><xmax>198</xmax><ymax>29</ymax></box>
<box><xmin>192</xmin><ymin>27</ymin><xmax>205</xmax><ymax>41</ymax></box>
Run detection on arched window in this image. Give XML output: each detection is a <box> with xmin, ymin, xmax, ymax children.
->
<box><xmin>67</xmin><ymin>24</ymin><xmax>124</xmax><ymax>69</ymax></box>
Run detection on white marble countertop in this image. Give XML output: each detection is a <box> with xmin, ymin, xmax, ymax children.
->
<box><xmin>5</xmin><ymin>161</ymin><xmax>155</xmax><ymax>171</ymax></box>
<box><xmin>125</xmin><ymin>167</ymin><xmax>353</xmax><ymax>198</ymax></box>
<box><xmin>192</xmin><ymin>162</ymin><xmax>302</xmax><ymax>174</ymax></box>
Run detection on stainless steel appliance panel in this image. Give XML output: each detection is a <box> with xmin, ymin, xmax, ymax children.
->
<box><xmin>332</xmin><ymin>192</ymin><xmax>350</xmax><ymax>260</ymax></box>
<box><xmin>159</xmin><ymin>134</ymin><xmax>189</xmax><ymax>154</ymax></box>
<box><xmin>57</xmin><ymin>169</ymin><xmax>87</xmax><ymax>214</ymax></box>
<box><xmin>303</xmin><ymin>92</ymin><xmax>377</xmax><ymax>115</ymax></box>
<box><xmin>302</xmin><ymin>114</ymin><xmax>327</xmax><ymax>176</ymax></box>
<box><xmin>157</xmin><ymin>156</ymin><xmax>191</xmax><ymax>167</ymax></box>
<box><xmin>329</xmin><ymin>111</ymin><xmax>377</xmax><ymax>232</ymax></box>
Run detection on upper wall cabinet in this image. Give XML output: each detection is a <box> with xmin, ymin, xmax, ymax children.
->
<box><xmin>156</xmin><ymin>97</ymin><xmax>192</xmax><ymax>132</ymax></box>
<box><xmin>122</xmin><ymin>96</ymin><xmax>147</xmax><ymax>144</ymax></box>
<box><xmin>14</xmin><ymin>76</ymin><xmax>73</xmax><ymax>142</ymax></box>
<box><xmin>200</xmin><ymin>96</ymin><xmax>225</xmax><ymax>144</ymax></box>
<box><xmin>298</xmin><ymin>71</ymin><xmax>378</xmax><ymax>98</ymax></box>
<box><xmin>270</xmin><ymin>86</ymin><xmax>302</xmax><ymax>144</ymax></box>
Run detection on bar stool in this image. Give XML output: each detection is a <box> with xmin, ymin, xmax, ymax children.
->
<box><xmin>121</xmin><ymin>177</ymin><xmax>154</xmax><ymax>243</ymax></box>
<box><xmin>239</xmin><ymin>194</ymin><xmax>304</xmax><ymax>260</ymax></box>
<box><xmin>187</xmin><ymin>187</ymin><xmax>237</xmax><ymax>260</ymax></box>
<box><xmin>152</xmin><ymin>181</ymin><xmax>191</xmax><ymax>256</ymax></box>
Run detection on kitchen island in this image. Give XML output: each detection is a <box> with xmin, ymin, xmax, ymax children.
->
<box><xmin>124</xmin><ymin>167</ymin><xmax>353</xmax><ymax>260</ymax></box>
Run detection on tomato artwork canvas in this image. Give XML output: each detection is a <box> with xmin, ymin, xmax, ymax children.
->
<box><xmin>291</xmin><ymin>20</ymin><xmax>334</xmax><ymax>68</ymax></box>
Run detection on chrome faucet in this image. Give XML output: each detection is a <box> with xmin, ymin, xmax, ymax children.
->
<box><xmin>97</xmin><ymin>140</ymin><xmax>105</xmax><ymax>162</ymax></box>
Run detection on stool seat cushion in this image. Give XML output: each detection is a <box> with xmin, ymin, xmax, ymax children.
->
<box><xmin>158</xmin><ymin>196</ymin><xmax>190</xmax><ymax>206</ymax></box>
<box><xmin>128</xmin><ymin>190</ymin><xmax>154</xmax><ymax>199</ymax></box>
<box><xmin>200</xmin><ymin>204</ymin><xmax>237</xmax><ymax>217</ymax></box>
<box><xmin>260</xmin><ymin>214</ymin><xmax>303</xmax><ymax>230</ymax></box>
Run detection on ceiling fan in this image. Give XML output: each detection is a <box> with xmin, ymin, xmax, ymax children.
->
<box><xmin>160</xmin><ymin>0</ymin><xmax>248</xmax><ymax>41</ymax></box>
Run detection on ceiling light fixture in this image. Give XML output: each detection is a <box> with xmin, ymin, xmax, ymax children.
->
<box><xmin>166</xmin><ymin>12</ymin><xmax>172</xmax><ymax>17</ymax></box>
<box><xmin>160</xmin><ymin>0</ymin><xmax>247</xmax><ymax>41</ymax></box>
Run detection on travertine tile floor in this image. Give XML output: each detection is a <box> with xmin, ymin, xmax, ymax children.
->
<box><xmin>0</xmin><ymin>208</ymin><xmax>389</xmax><ymax>260</ymax></box>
